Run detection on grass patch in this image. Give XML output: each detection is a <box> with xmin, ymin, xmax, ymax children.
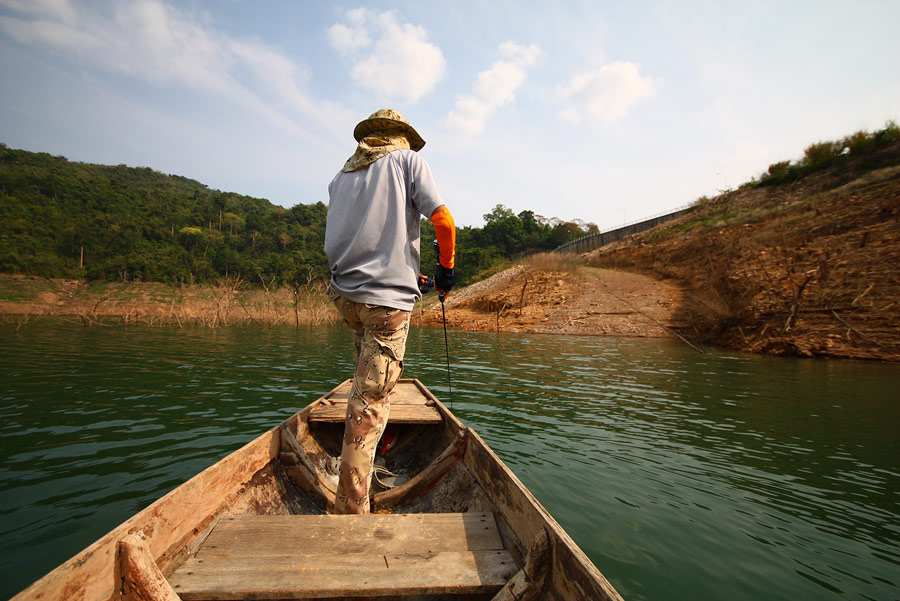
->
<box><xmin>647</xmin><ymin>221</ymin><xmax>699</xmax><ymax>241</ymax></box>
<box><xmin>0</xmin><ymin>277</ymin><xmax>60</xmax><ymax>302</ymax></box>
<box><xmin>521</xmin><ymin>252</ymin><xmax>580</xmax><ymax>273</ymax></box>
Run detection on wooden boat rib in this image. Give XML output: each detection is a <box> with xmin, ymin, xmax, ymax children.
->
<box><xmin>12</xmin><ymin>379</ymin><xmax>624</xmax><ymax>601</ymax></box>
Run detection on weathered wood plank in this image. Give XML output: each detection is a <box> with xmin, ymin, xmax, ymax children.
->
<box><xmin>490</xmin><ymin>529</ymin><xmax>549</xmax><ymax>601</ymax></box>
<box><xmin>196</xmin><ymin>513</ymin><xmax>503</xmax><ymax>557</ymax></box>
<box><xmin>321</xmin><ymin>380</ymin><xmax>428</xmax><ymax>405</ymax></box>
<box><xmin>308</xmin><ymin>403</ymin><xmax>442</xmax><ymax>423</ymax></box>
<box><xmin>390</xmin><ymin>380</ymin><xmax>437</xmax><ymax>403</ymax></box>
<box><xmin>279</xmin><ymin>424</ymin><xmax>337</xmax><ymax>507</ymax></box>
<box><xmin>117</xmin><ymin>533</ymin><xmax>181</xmax><ymax>601</ymax></box>
<box><xmin>410</xmin><ymin>379</ymin><xmax>467</xmax><ymax>431</ymax></box>
<box><xmin>169</xmin><ymin>512</ymin><xmax>515</xmax><ymax>599</ymax></box>
<box><xmin>170</xmin><ymin>549</ymin><xmax>517</xmax><ymax>600</ymax></box>
<box><xmin>309</xmin><ymin>380</ymin><xmax>442</xmax><ymax>422</ymax></box>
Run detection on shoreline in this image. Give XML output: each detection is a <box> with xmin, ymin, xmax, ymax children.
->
<box><xmin>4</xmin><ymin>273</ymin><xmax>897</xmax><ymax>363</ymax></box>
<box><xmin>0</xmin><ymin>275</ymin><xmax>339</xmax><ymax>328</ymax></box>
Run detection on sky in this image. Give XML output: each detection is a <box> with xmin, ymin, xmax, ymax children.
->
<box><xmin>1</xmin><ymin>1</ymin><xmax>898</xmax><ymax>230</ymax></box>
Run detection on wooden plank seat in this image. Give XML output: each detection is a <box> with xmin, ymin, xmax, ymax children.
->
<box><xmin>168</xmin><ymin>513</ymin><xmax>517</xmax><ymax>600</ymax></box>
<box><xmin>308</xmin><ymin>381</ymin><xmax>443</xmax><ymax>424</ymax></box>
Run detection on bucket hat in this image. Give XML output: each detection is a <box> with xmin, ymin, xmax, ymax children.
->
<box><xmin>353</xmin><ymin>108</ymin><xmax>425</xmax><ymax>151</ymax></box>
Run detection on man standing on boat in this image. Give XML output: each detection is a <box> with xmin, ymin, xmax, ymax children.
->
<box><xmin>324</xmin><ymin>108</ymin><xmax>456</xmax><ymax>514</ymax></box>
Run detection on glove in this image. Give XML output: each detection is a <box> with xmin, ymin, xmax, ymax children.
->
<box><xmin>434</xmin><ymin>264</ymin><xmax>455</xmax><ymax>295</ymax></box>
<box><xmin>418</xmin><ymin>273</ymin><xmax>434</xmax><ymax>294</ymax></box>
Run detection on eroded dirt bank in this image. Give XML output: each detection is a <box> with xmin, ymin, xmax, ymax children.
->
<box><xmin>417</xmin><ymin>264</ymin><xmax>686</xmax><ymax>339</ymax></box>
<box><xmin>422</xmin><ymin>151</ymin><xmax>900</xmax><ymax>362</ymax></box>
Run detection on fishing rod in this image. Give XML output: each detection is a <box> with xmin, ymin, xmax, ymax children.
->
<box><xmin>419</xmin><ymin>240</ymin><xmax>454</xmax><ymax>409</ymax></box>
<box><xmin>438</xmin><ymin>289</ymin><xmax>453</xmax><ymax>410</ymax></box>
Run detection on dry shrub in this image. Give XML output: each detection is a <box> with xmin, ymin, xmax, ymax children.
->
<box><xmin>231</xmin><ymin>281</ymin><xmax>339</xmax><ymax>329</ymax></box>
<box><xmin>522</xmin><ymin>252</ymin><xmax>579</xmax><ymax>273</ymax></box>
<box><xmin>803</xmin><ymin>141</ymin><xmax>843</xmax><ymax>166</ymax></box>
<box><xmin>293</xmin><ymin>280</ymin><xmax>339</xmax><ymax>326</ymax></box>
<box><xmin>1</xmin><ymin>277</ymin><xmax>342</xmax><ymax>329</ymax></box>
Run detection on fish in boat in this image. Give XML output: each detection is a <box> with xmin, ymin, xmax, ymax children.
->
<box><xmin>12</xmin><ymin>379</ymin><xmax>624</xmax><ymax>601</ymax></box>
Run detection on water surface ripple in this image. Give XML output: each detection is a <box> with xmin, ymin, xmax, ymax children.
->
<box><xmin>1</xmin><ymin>322</ymin><xmax>898</xmax><ymax>601</ymax></box>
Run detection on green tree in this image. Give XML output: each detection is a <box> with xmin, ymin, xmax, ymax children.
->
<box><xmin>0</xmin><ymin>143</ymin><xmax>602</xmax><ymax>288</ymax></box>
<box><xmin>482</xmin><ymin>204</ymin><xmax>524</xmax><ymax>256</ymax></box>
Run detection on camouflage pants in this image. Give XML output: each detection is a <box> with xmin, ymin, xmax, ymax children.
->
<box><xmin>328</xmin><ymin>285</ymin><xmax>410</xmax><ymax>514</ymax></box>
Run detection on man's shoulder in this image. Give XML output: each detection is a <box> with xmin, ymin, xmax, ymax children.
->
<box><xmin>388</xmin><ymin>148</ymin><xmax>428</xmax><ymax>167</ymax></box>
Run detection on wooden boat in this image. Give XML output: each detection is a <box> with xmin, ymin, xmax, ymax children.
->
<box><xmin>12</xmin><ymin>379</ymin><xmax>624</xmax><ymax>601</ymax></box>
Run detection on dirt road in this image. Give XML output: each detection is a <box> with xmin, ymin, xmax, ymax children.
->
<box><xmin>417</xmin><ymin>265</ymin><xmax>685</xmax><ymax>338</ymax></box>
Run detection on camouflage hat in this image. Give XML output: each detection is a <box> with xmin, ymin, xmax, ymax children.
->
<box><xmin>353</xmin><ymin>108</ymin><xmax>425</xmax><ymax>151</ymax></box>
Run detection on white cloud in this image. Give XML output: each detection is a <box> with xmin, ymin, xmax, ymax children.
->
<box><xmin>0</xmin><ymin>0</ymin><xmax>337</xmax><ymax>141</ymax></box>
<box><xmin>0</xmin><ymin>0</ymin><xmax>78</xmax><ymax>25</ymax></box>
<box><xmin>229</xmin><ymin>40</ymin><xmax>313</xmax><ymax>109</ymax></box>
<box><xmin>556</xmin><ymin>61</ymin><xmax>660</xmax><ymax>124</ymax></box>
<box><xmin>326</xmin><ymin>8</ymin><xmax>369</xmax><ymax>56</ymax></box>
<box><xmin>107</xmin><ymin>1</ymin><xmax>226</xmax><ymax>89</ymax></box>
<box><xmin>445</xmin><ymin>42</ymin><xmax>541</xmax><ymax>135</ymax></box>
<box><xmin>327</xmin><ymin>9</ymin><xmax>446</xmax><ymax>104</ymax></box>
<box><xmin>0</xmin><ymin>15</ymin><xmax>103</xmax><ymax>50</ymax></box>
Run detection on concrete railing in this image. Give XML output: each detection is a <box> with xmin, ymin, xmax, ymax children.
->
<box><xmin>554</xmin><ymin>205</ymin><xmax>695</xmax><ymax>255</ymax></box>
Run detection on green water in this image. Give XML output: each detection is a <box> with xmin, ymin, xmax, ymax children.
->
<box><xmin>1</xmin><ymin>321</ymin><xmax>898</xmax><ymax>601</ymax></box>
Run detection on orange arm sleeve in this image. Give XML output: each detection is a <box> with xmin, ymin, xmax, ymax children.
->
<box><xmin>429</xmin><ymin>206</ymin><xmax>456</xmax><ymax>269</ymax></box>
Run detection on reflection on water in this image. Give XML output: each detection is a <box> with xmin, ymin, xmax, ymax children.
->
<box><xmin>1</xmin><ymin>321</ymin><xmax>898</xmax><ymax>601</ymax></box>
<box><xmin>420</xmin><ymin>333</ymin><xmax>899</xmax><ymax>601</ymax></box>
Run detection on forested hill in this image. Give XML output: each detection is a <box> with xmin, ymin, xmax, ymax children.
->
<box><xmin>0</xmin><ymin>144</ymin><xmax>588</xmax><ymax>286</ymax></box>
<box><xmin>0</xmin><ymin>144</ymin><xmax>327</xmax><ymax>285</ymax></box>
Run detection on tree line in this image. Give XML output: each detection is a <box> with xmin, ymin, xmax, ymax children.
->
<box><xmin>0</xmin><ymin>144</ymin><xmax>590</xmax><ymax>287</ymax></box>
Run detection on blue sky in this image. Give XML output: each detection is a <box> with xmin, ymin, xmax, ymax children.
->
<box><xmin>1</xmin><ymin>0</ymin><xmax>898</xmax><ymax>229</ymax></box>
